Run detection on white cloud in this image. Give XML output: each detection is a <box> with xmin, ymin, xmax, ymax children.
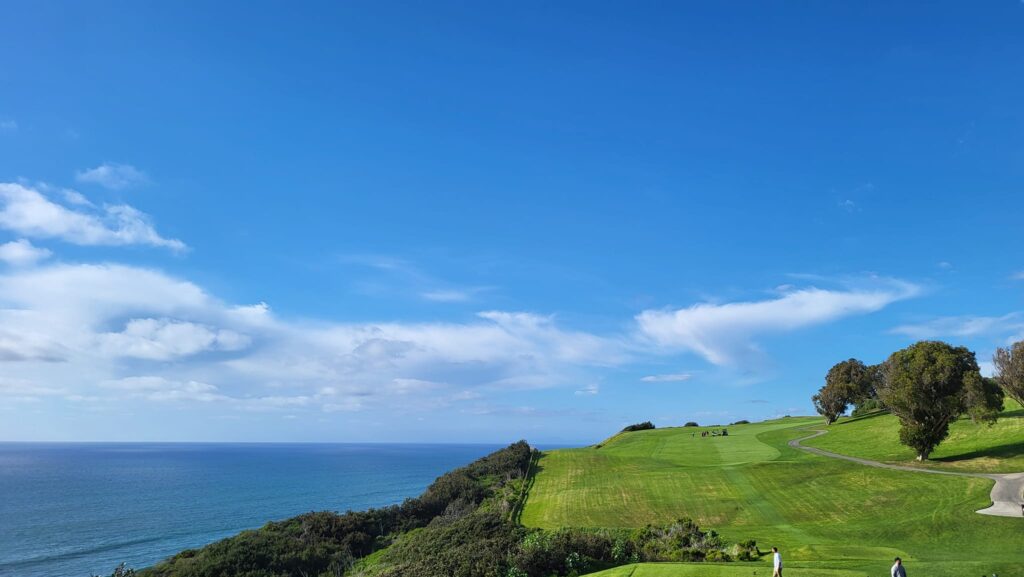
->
<box><xmin>75</xmin><ymin>162</ymin><xmax>148</xmax><ymax>190</ymax></box>
<box><xmin>0</xmin><ymin>239</ymin><xmax>51</xmax><ymax>266</ymax></box>
<box><xmin>891</xmin><ymin>313</ymin><xmax>1024</xmax><ymax>340</ymax></box>
<box><xmin>0</xmin><ymin>182</ymin><xmax>185</xmax><ymax>250</ymax></box>
<box><xmin>62</xmin><ymin>189</ymin><xmax>94</xmax><ymax>207</ymax></box>
<box><xmin>1012</xmin><ymin>271</ymin><xmax>1024</xmax><ymax>281</ymax></box>
<box><xmin>640</xmin><ymin>373</ymin><xmax>693</xmax><ymax>382</ymax></box>
<box><xmin>0</xmin><ymin>378</ymin><xmax>66</xmax><ymax>402</ymax></box>
<box><xmin>99</xmin><ymin>318</ymin><xmax>250</xmax><ymax>360</ymax></box>
<box><xmin>0</xmin><ymin>120</ymin><xmax>16</xmax><ymax>132</ymax></box>
<box><xmin>148</xmin><ymin>381</ymin><xmax>225</xmax><ymax>403</ymax></box>
<box><xmin>575</xmin><ymin>383</ymin><xmax>599</xmax><ymax>395</ymax></box>
<box><xmin>636</xmin><ymin>280</ymin><xmax>919</xmax><ymax>366</ymax></box>
<box><xmin>0</xmin><ymin>262</ymin><xmax>626</xmax><ymax>415</ymax></box>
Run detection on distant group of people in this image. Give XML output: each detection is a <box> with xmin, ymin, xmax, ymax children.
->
<box><xmin>769</xmin><ymin>547</ymin><xmax>907</xmax><ymax>577</ymax></box>
<box><xmin>695</xmin><ymin>428</ymin><xmax>727</xmax><ymax>438</ymax></box>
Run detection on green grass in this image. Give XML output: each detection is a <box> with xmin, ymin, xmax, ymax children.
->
<box><xmin>802</xmin><ymin>399</ymin><xmax>1024</xmax><ymax>473</ymax></box>
<box><xmin>522</xmin><ymin>417</ymin><xmax>1024</xmax><ymax>577</ymax></box>
<box><xmin>585</xmin><ymin>563</ymin><xmax>867</xmax><ymax>577</ymax></box>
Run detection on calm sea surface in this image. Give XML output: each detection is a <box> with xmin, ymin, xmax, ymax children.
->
<box><xmin>0</xmin><ymin>443</ymin><xmax>506</xmax><ymax>577</ymax></box>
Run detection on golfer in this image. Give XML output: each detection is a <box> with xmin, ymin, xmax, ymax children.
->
<box><xmin>891</xmin><ymin>557</ymin><xmax>906</xmax><ymax>577</ymax></box>
<box><xmin>772</xmin><ymin>546</ymin><xmax>782</xmax><ymax>577</ymax></box>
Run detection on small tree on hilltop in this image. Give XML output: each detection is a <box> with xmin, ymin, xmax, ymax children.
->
<box><xmin>993</xmin><ymin>341</ymin><xmax>1024</xmax><ymax>407</ymax></box>
<box><xmin>812</xmin><ymin>358</ymin><xmax>873</xmax><ymax>424</ymax></box>
<box><xmin>812</xmin><ymin>383</ymin><xmax>847</xmax><ymax>425</ymax></box>
<box><xmin>878</xmin><ymin>341</ymin><xmax>1001</xmax><ymax>461</ymax></box>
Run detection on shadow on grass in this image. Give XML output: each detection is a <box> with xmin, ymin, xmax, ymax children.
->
<box><xmin>835</xmin><ymin>410</ymin><xmax>889</xmax><ymax>425</ymax></box>
<box><xmin>934</xmin><ymin>439</ymin><xmax>1024</xmax><ymax>463</ymax></box>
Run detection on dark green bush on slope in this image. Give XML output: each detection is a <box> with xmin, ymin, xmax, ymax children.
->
<box><xmin>620</xmin><ymin>422</ymin><xmax>655</xmax><ymax>432</ymax></box>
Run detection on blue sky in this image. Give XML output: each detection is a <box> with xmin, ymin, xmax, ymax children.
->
<box><xmin>1</xmin><ymin>1</ymin><xmax>1023</xmax><ymax>443</ymax></box>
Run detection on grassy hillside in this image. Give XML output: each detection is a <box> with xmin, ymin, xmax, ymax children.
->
<box><xmin>522</xmin><ymin>419</ymin><xmax>1024</xmax><ymax>577</ymax></box>
<box><xmin>802</xmin><ymin>399</ymin><xmax>1024</xmax><ymax>473</ymax></box>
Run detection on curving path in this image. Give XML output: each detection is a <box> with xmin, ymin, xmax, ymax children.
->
<box><xmin>790</xmin><ymin>429</ymin><xmax>1024</xmax><ymax>518</ymax></box>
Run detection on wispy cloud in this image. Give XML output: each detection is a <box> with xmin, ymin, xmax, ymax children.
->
<box><xmin>575</xmin><ymin>383</ymin><xmax>600</xmax><ymax>395</ymax></box>
<box><xmin>891</xmin><ymin>313</ymin><xmax>1024</xmax><ymax>341</ymax></box>
<box><xmin>421</xmin><ymin>289</ymin><xmax>474</xmax><ymax>302</ymax></box>
<box><xmin>343</xmin><ymin>254</ymin><xmax>491</xmax><ymax>303</ymax></box>
<box><xmin>640</xmin><ymin>373</ymin><xmax>692</xmax><ymax>382</ymax></box>
<box><xmin>0</xmin><ymin>120</ymin><xmax>16</xmax><ymax>132</ymax></box>
<box><xmin>75</xmin><ymin>162</ymin><xmax>148</xmax><ymax>190</ymax></box>
<box><xmin>0</xmin><ymin>239</ymin><xmax>52</xmax><ymax>266</ymax></box>
<box><xmin>0</xmin><ymin>182</ymin><xmax>185</xmax><ymax>251</ymax></box>
<box><xmin>636</xmin><ymin>279</ymin><xmax>920</xmax><ymax>366</ymax></box>
<box><xmin>1012</xmin><ymin>271</ymin><xmax>1024</xmax><ymax>281</ymax></box>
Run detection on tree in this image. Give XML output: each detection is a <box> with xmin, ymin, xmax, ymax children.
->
<box><xmin>993</xmin><ymin>340</ymin><xmax>1024</xmax><ymax>407</ymax></box>
<box><xmin>830</xmin><ymin>358</ymin><xmax>874</xmax><ymax>404</ymax></box>
<box><xmin>812</xmin><ymin>358</ymin><xmax>874</xmax><ymax>424</ymax></box>
<box><xmin>964</xmin><ymin>376</ymin><xmax>1004</xmax><ymax>425</ymax></box>
<box><xmin>812</xmin><ymin>384</ymin><xmax>847</xmax><ymax>425</ymax></box>
<box><xmin>877</xmin><ymin>341</ymin><xmax>999</xmax><ymax>461</ymax></box>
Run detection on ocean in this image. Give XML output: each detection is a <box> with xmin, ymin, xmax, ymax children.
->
<box><xmin>0</xmin><ymin>442</ymin><xmax>505</xmax><ymax>577</ymax></box>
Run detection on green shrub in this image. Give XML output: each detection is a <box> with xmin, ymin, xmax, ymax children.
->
<box><xmin>621</xmin><ymin>422</ymin><xmax>655</xmax><ymax>432</ymax></box>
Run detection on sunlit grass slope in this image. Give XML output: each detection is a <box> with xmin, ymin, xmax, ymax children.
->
<box><xmin>802</xmin><ymin>399</ymin><xmax>1024</xmax><ymax>473</ymax></box>
<box><xmin>522</xmin><ymin>419</ymin><xmax>1024</xmax><ymax>577</ymax></box>
<box><xmin>584</xmin><ymin>563</ymin><xmax>867</xmax><ymax>577</ymax></box>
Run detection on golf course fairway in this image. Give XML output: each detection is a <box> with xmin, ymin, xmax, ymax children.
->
<box><xmin>520</xmin><ymin>409</ymin><xmax>1024</xmax><ymax>577</ymax></box>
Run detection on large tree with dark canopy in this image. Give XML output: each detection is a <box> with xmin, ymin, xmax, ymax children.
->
<box><xmin>993</xmin><ymin>340</ymin><xmax>1024</xmax><ymax>407</ymax></box>
<box><xmin>878</xmin><ymin>341</ymin><xmax>1002</xmax><ymax>460</ymax></box>
<box><xmin>812</xmin><ymin>358</ymin><xmax>874</xmax><ymax>424</ymax></box>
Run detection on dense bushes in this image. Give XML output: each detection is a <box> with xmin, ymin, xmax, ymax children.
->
<box><xmin>508</xmin><ymin>519</ymin><xmax>752</xmax><ymax>576</ymax></box>
<box><xmin>729</xmin><ymin>420</ymin><xmax>750</xmax><ymax>425</ymax></box>
<box><xmin>682</xmin><ymin>422</ymin><xmax>699</xmax><ymax>427</ymax></box>
<box><xmin>372</xmin><ymin>516</ymin><xmax>752</xmax><ymax>577</ymax></box>
<box><xmin>620</xmin><ymin>422</ymin><xmax>655</xmax><ymax>432</ymax></box>
<box><xmin>372</xmin><ymin>511</ymin><xmax>526</xmax><ymax>577</ymax></box>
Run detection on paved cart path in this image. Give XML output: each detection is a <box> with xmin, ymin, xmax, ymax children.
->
<box><xmin>790</xmin><ymin>429</ymin><xmax>1024</xmax><ymax>518</ymax></box>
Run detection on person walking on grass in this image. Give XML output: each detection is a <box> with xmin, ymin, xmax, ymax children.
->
<box><xmin>891</xmin><ymin>557</ymin><xmax>907</xmax><ymax>577</ymax></box>
<box><xmin>771</xmin><ymin>547</ymin><xmax>782</xmax><ymax>577</ymax></box>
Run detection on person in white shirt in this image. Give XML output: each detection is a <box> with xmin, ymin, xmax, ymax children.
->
<box><xmin>771</xmin><ymin>546</ymin><xmax>782</xmax><ymax>577</ymax></box>
<box><xmin>891</xmin><ymin>557</ymin><xmax>907</xmax><ymax>577</ymax></box>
